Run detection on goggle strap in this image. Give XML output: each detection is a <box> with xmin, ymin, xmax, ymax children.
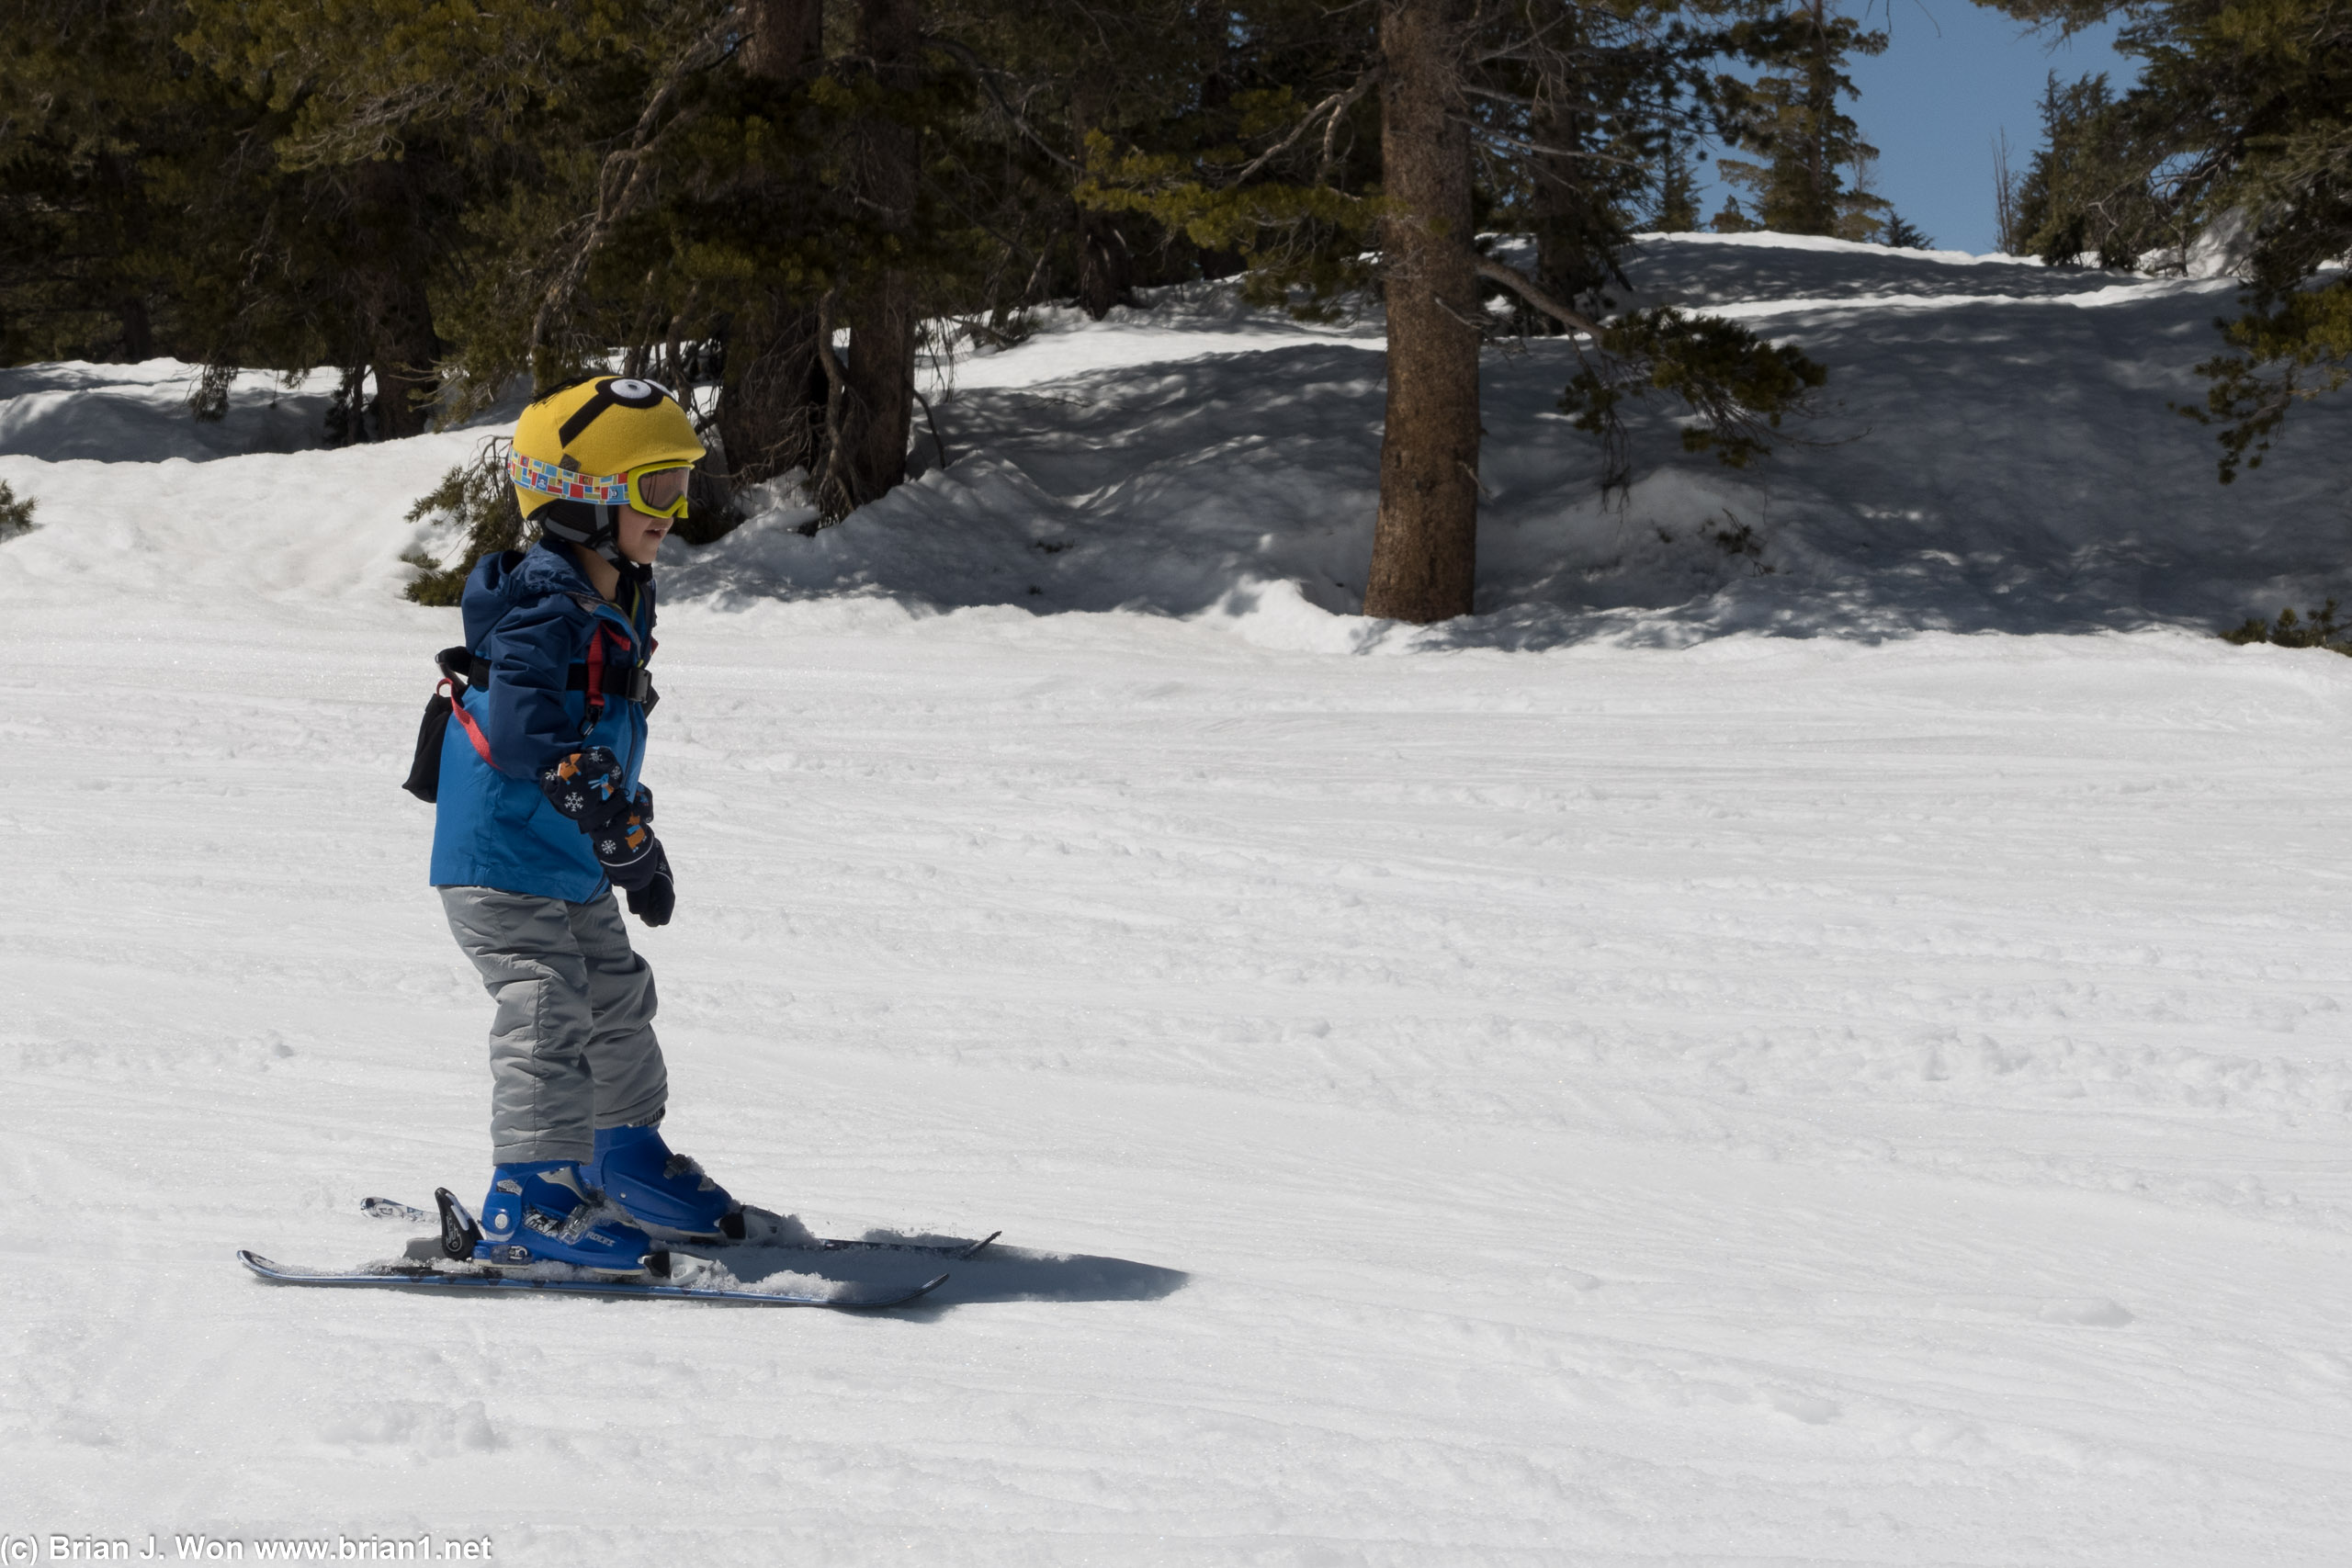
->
<box><xmin>509</xmin><ymin>454</ymin><xmax>691</xmax><ymax>519</ymax></box>
<box><xmin>508</xmin><ymin>452</ymin><xmax>628</xmax><ymax>505</ymax></box>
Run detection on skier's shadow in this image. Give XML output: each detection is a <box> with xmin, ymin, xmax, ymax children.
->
<box><xmin>711</xmin><ymin>1234</ymin><xmax>1190</xmax><ymax>1314</ymax></box>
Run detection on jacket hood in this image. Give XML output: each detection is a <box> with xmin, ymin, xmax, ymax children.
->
<box><xmin>459</xmin><ymin>540</ymin><xmax>597</xmax><ymax>651</ymax></box>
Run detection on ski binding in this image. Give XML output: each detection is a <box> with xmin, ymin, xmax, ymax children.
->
<box><xmin>361</xmin><ymin>1194</ymin><xmax>999</xmax><ymax>1259</ymax></box>
<box><xmin>247</xmin><ymin>1190</ymin><xmax>948</xmax><ymax>1308</ymax></box>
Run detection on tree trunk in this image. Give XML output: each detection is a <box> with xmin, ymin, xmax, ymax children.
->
<box><xmin>1804</xmin><ymin>0</ymin><xmax>1835</xmax><ymax>233</ymax></box>
<box><xmin>348</xmin><ymin>155</ymin><xmax>443</xmax><ymax>440</ymax></box>
<box><xmin>718</xmin><ymin>310</ymin><xmax>828</xmax><ymax>484</ymax></box>
<box><xmin>745</xmin><ymin>0</ymin><xmax>822</xmax><ymax>76</ymax></box>
<box><xmin>1076</xmin><ymin>208</ymin><xmax>1135</xmax><ymax>321</ymax></box>
<box><xmin>1362</xmin><ymin>0</ymin><xmax>1480</xmax><ymax>624</ymax></box>
<box><xmin>100</xmin><ymin>150</ymin><xmax>157</xmax><ymax>362</ymax></box>
<box><xmin>117</xmin><ymin>296</ymin><xmax>154</xmax><ymax>362</ymax></box>
<box><xmin>1072</xmin><ymin>78</ymin><xmax>1135</xmax><ymax>321</ymax></box>
<box><xmin>718</xmin><ymin>0</ymin><xmax>829</xmax><ymax>491</ymax></box>
<box><xmin>1190</xmin><ymin>6</ymin><xmax>1247</xmax><ymax>281</ymax></box>
<box><xmin>838</xmin><ymin>0</ymin><xmax>921</xmax><ymax>509</ymax></box>
<box><xmin>363</xmin><ymin>289</ymin><xmax>441</xmax><ymax>440</ymax></box>
<box><xmin>1528</xmin><ymin>3</ymin><xmax>1611</xmax><ymax>312</ymax></box>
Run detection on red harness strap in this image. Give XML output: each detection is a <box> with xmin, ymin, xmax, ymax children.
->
<box><xmin>584</xmin><ymin>629</ymin><xmax>606</xmax><ymax>715</ymax></box>
<box><xmin>440</xmin><ymin>678</ymin><xmax>496</xmax><ymax>767</ymax></box>
<box><xmin>582</xmin><ymin>624</ymin><xmax>639</xmax><ymax>718</ymax></box>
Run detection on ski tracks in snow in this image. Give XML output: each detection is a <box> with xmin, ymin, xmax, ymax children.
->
<box><xmin>12</xmin><ymin>594</ymin><xmax>2352</xmax><ymax>1561</ymax></box>
<box><xmin>6</xmin><ymin>233</ymin><xmax>2352</xmax><ymax>1562</ymax></box>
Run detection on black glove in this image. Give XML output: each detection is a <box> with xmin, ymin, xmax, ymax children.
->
<box><xmin>543</xmin><ymin>750</ymin><xmax>671</xmax><ymax>921</ymax></box>
<box><xmin>626</xmin><ymin>841</ymin><xmax>675</xmax><ymax>928</ymax></box>
<box><xmin>586</xmin><ymin>793</ymin><xmax>663</xmax><ymax>887</ymax></box>
<box><xmin>540</xmin><ymin>747</ymin><xmax>629</xmax><ymax>831</ymax></box>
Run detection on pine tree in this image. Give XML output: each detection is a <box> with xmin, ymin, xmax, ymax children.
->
<box><xmin>8</xmin><ymin>0</ymin><xmax>1844</xmax><ymax>616</ymax></box>
<box><xmin>2009</xmin><ymin>72</ymin><xmax>2178</xmax><ymax>268</ymax></box>
<box><xmin>0</xmin><ymin>0</ymin><xmax>266</xmax><ymax>366</ymax></box>
<box><xmin>1080</xmin><ymin>0</ymin><xmax>1831</xmax><ymax>623</ymax></box>
<box><xmin>1709</xmin><ymin>194</ymin><xmax>1759</xmax><ymax>232</ymax></box>
<box><xmin>1651</xmin><ymin>134</ymin><xmax>1703</xmax><ymax>231</ymax></box>
<box><xmin>1717</xmin><ymin>0</ymin><xmax>1890</xmax><ymax>241</ymax></box>
<box><xmin>1365</xmin><ymin>0</ymin><xmax>1483</xmax><ymax>621</ymax></box>
<box><xmin>1979</xmin><ymin>0</ymin><xmax>2352</xmax><ymax>479</ymax></box>
<box><xmin>704</xmin><ymin>0</ymin><xmax>831</xmax><ymax>502</ymax></box>
<box><xmin>1882</xmin><ymin>210</ymin><xmax>1932</xmax><ymax>248</ymax></box>
<box><xmin>1501</xmin><ymin>0</ymin><xmax>1677</xmax><ymax>314</ymax></box>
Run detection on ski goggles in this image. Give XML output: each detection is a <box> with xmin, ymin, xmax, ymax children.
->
<box><xmin>509</xmin><ymin>453</ymin><xmax>695</xmax><ymax>519</ymax></box>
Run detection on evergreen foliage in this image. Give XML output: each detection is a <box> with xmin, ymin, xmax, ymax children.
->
<box><xmin>1714</xmin><ymin>0</ymin><xmax>1890</xmax><ymax>241</ymax></box>
<box><xmin>1651</xmin><ymin>134</ymin><xmax>1704</xmax><ymax>231</ymax></box>
<box><xmin>1881</xmin><ymin>210</ymin><xmax>1933</xmax><ymax>248</ymax></box>
<box><xmin>0</xmin><ymin>0</ymin><xmax>261</xmax><ymax>365</ymax></box>
<box><xmin>1984</xmin><ymin>0</ymin><xmax>2352</xmax><ymax>479</ymax></box>
<box><xmin>2222</xmin><ymin>598</ymin><xmax>2352</xmax><ymax>653</ymax></box>
<box><xmin>1557</xmin><ymin>306</ymin><xmax>1828</xmax><ymax>482</ymax></box>
<box><xmin>1708</xmin><ymin>194</ymin><xmax>1760</xmax><ymax>231</ymax></box>
<box><xmin>0</xmin><ymin>480</ymin><xmax>37</xmax><ymax>541</ymax></box>
<box><xmin>401</xmin><ymin>441</ymin><xmax>529</xmax><ymax>605</ymax></box>
<box><xmin>2188</xmin><ymin>280</ymin><xmax>2352</xmax><ymax>480</ymax></box>
<box><xmin>2009</xmin><ymin>73</ymin><xmax>2182</xmax><ymax>267</ymax></box>
<box><xmin>1075</xmin><ymin>0</ymin><xmax>1837</xmax><ymax>499</ymax></box>
<box><xmin>6</xmin><ymin>0</ymin><xmax>1887</xmax><ymax>621</ymax></box>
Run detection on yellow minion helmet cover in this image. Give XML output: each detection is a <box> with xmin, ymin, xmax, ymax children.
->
<box><xmin>508</xmin><ymin>377</ymin><xmax>707</xmax><ymax>518</ymax></box>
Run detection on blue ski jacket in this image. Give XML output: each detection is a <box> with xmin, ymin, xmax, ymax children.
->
<box><xmin>430</xmin><ymin>541</ymin><xmax>657</xmax><ymax>901</ymax></box>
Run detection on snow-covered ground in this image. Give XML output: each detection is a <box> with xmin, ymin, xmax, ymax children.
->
<box><xmin>5</xmin><ymin>234</ymin><xmax>2351</xmax><ymax>1565</ymax></box>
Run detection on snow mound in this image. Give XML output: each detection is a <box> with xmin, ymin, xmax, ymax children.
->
<box><xmin>659</xmin><ymin>234</ymin><xmax>2352</xmax><ymax>649</ymax></box>
<box><xmin>4</xmin><ymin>231</ymin><xmax>2344</xmax><ymax>651</ymax></box>
<box><xmin>0</xmin><ymin>361</ymin><xmax>354</xmax><ymax>463</ymax></box>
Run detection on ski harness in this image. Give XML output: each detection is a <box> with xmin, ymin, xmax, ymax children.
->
<box><xmin>403</xmin><ymin>570</ymin><xmax>656</xmax><ymax>799</ymax></box>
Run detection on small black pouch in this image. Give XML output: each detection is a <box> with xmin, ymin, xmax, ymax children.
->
<box><xmin>401</xmin><ymin>647</ymin><xmax>477</xmax><ymax>803</ymax></box>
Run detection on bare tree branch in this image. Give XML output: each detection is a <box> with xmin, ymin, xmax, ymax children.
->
<box><xmin>1317</xmin><ymin>69</ymin><xmax>1376</xmax><ymax>180</ymax></box>
<box><xmin>1457</xmin><ymin>119</ymin><xmax>1649</xmax><ymax>169</ymax></box>
<box><xmin>809</xmin><ymin>288</ymin><xmax>858</xmax><ymax>525</ymax></box>
<box><xmin>912</xmin><ymin>383</ymin><xmax>950</xmax><ymax>468</ymax></box>
<box><xmin>925</xmin><ymin>36</ymin><xmax>1084</xmax><ymax>174</ymax></box>
<box><xmin>529</xmin><ymin>6</ymin><xmax>741</xmax><ymax>367</ymax></box>
<box><xmin>1231</xmin><ymin>66</ymin><xmax>1382</xmax><ymax>185</ymax></box>
<box><xmin>1473</xmin><ymin>254</ymin><xmax>1604</xmax><ymax>337</ymax></box>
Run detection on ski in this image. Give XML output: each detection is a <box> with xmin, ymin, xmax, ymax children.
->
<box><xmin>360</xmin><ymin>1195</ymin><xmax>1000</xmax><ymax>1260</ymax></box>
<box><xmin>239</xmin><ymin>1250</ymin><xmax>948</xmax><ymax>1309</ymax></box>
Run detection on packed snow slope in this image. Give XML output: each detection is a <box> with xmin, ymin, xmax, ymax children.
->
<box><xmin>4</xmin><ymin>232</ymin><xmax>2351</xmax><ymax>1565</ymax></box>
<box><xmin>686</xmin><ymin>231</ymin><xmax>2352</xmax><ymax>646</ymax></box>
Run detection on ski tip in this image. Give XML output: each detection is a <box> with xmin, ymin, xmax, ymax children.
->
<box><xmin>237</xmin><ymin>1250</ymin><xmax>280</xmax><ymax>1276</ymax></box>
<box><xmin>836</xmin><ymin>1271</ymin><xmax>951</xmax><ymax>1309</ymax></box>
<box><xmin>957</xmin><ymin>1231</ymin><xmax>1002</xmax><ymax>1259</ymax></box>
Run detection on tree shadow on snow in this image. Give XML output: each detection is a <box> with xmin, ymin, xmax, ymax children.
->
<box><xmin>664</xmin><ymin>260</ymin><xmax>2352</xmax><ymax>653</ymax></box>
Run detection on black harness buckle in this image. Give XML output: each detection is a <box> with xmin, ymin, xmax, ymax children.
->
<box><xmin>458</xmin><ymin>649</ymin><xmax>656</xmax><ymax>709</ymax></box>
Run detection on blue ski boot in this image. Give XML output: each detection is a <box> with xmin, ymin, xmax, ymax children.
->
<box><xmin>585</xmin><ymin>1123</ymin><xmax>745</xmax><ymax>1241</ymax></box>
<box><xmin>474</xmin><ymin>1162</ymin><xmax>666</xmax><ymax>1275</ymax></box>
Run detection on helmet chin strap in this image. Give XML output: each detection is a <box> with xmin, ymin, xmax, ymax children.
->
<box><xmin>536</xmin><ymin>501</ymin><xmax>628</xmax><ymax>566</ymax></box>
<box><xmin>591</xmin><ymin>502</ymin><xmax>625</xmax><ymax>565</ymax></box>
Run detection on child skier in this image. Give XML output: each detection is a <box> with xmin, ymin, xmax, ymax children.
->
<box><xmin>430</xmin><ymin>375</ymin><xmax>742</xmax><ymax>1276</ymax></box>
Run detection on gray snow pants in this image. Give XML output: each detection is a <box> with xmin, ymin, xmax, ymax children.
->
<box><xmin>440</xmin><ymin>886</ymin><xmax>668</xmax><ymax>1165</ymax></box>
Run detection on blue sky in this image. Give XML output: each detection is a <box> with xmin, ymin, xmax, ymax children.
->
<box><xmin>1691</xmin><ymin>2</ymin><xmax>2142</xmax><ymax>254</ymax></box>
